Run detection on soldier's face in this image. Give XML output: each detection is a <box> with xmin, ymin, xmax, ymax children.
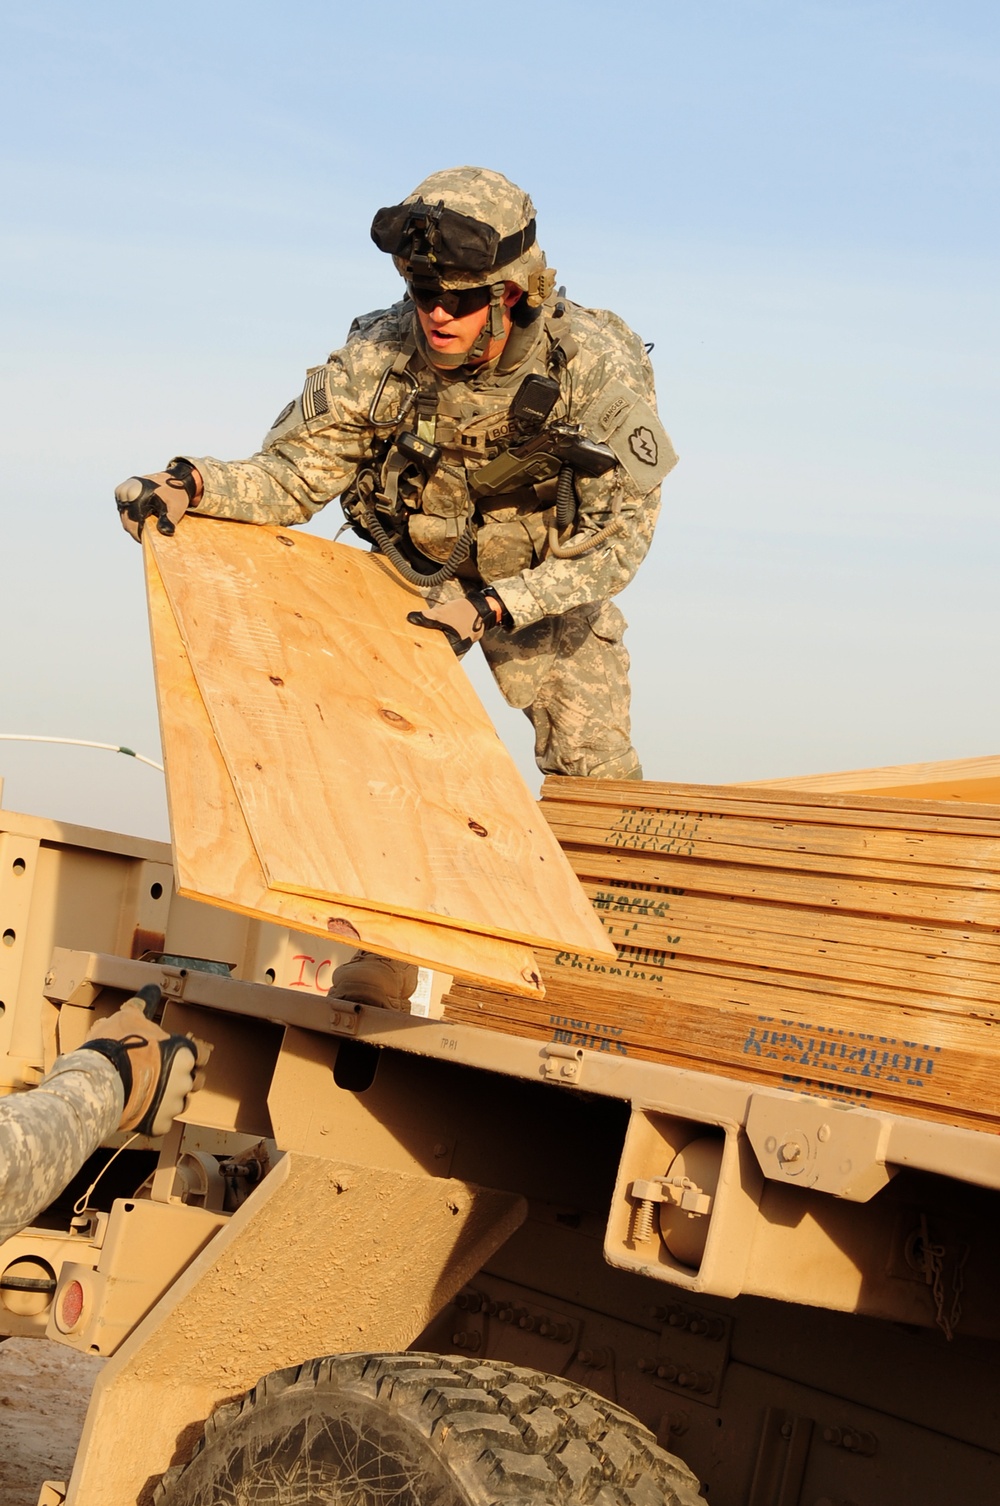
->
<box><xmin>415</xmin><ymin>284</ymin><xmax>520</xmax><ymax>363</ymax></box>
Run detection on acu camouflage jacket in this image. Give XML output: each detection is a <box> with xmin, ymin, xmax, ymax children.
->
<box><xmin>181</xmin><ymin>296</ymin><xmax>677</xmax><ymax>632</ymax></box>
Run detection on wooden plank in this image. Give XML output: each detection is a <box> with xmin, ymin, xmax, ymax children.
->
<box><xmin>747</xmin><ymin>753</ymin><xmax>1000</xmax><ymax>804</ymax></box>
<box><xmin>539</xmin><ymin>941</ymin><xmax>998</xmax><ymax>1046</ymax></box>
<box><xmin>446</xmin><ymin>953</ymin><xmax>1000</xmax><ymax>1127</ymax></box>
<box><xmin>144</xmin><ymin>541</ymin><xmax>546</xmax><ymax>996</ymax></box>
<box><xmin>149</xmin><ymin>522</ymin><xmax>613</xmax><ymax>958</ymax></box>
<box><xmin>543</xmin><ymin>800</ymin><xmax>1000</xmax><ymax>881</ymax></box>
<box><xmin>580</xmin><ymin>889</ymin><xmax>1000</xmax><ymax>1011</ymax></box>
<box><xmin>549</xmin><ymin>814</ymin><xmax>1000</xmax><ymax>893</ymax></box>
<box><xmin>444</xmin><ymin>983</ymin><xmax>1000</xmax><ymax>1135</ymax></box>
<box><xmin>527</xmin><ymin>945</ymin><xmax>1000</xmax><ymax>1052</ymax></box>
<box><xmin>541</xmin><ymin>776</ymin><xmax>1000</xmax><ymax>837</ymax></box>
<box><xmin>605</xmin><ymin>945</ymin><xmax>998</xmax><ymax>1024</ymax></box>
<box><xmin>578</xmin><ymin>878</ymin><xmax>1000</xmax><ymax>966</ymax></box>
<box><xmin>562</xmin><ymin>843</ymin><xmax>1000</xmax><ymax>929</ymax></box>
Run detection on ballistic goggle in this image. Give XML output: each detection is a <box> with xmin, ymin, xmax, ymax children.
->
<box><xmin>408</xmin><ymin>284</ymin><xmax>493</xmax><ymax>317</ymax></box>
<box><xmin>370</xmin><ymin>198</ymin><xmax>536</xmax><ymax>277</ymax></box>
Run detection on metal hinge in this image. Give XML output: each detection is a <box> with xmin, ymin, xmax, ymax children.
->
<box><xmin>540</xmin><ymin>1043</ymin><xmax>584</xmax><ymax>1084</ymax></box>
<box><xmin>328</xmin><ymin>1003</ymin><xmax>361</xmax><ymax>1035</ymax></box>
<box><xmin>158</xmin><ymin>966</ymin><xmax>187</xmax><ymax>1000</ymax></box>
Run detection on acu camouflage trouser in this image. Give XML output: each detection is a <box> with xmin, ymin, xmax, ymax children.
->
<box><xmin>479</xmin><ymin>600</ymin><xmax>642</xmax><ymax>780</ymax></box>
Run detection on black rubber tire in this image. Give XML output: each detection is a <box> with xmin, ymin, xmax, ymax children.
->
<box><xmin>152</xmin><ymin>1350</ymin><xmax>703</xmax><ymax>1505</ymax></box>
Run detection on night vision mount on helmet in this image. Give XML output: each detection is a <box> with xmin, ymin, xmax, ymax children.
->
<box><xmin>371</xmin><ymin>166</ymin><xmax>555</xmax><ymax>367</ymax></box>
<box><xmin>370</xmin><ymin>200</ymin><xmax>537</xmax><ymax>288</ymax></box>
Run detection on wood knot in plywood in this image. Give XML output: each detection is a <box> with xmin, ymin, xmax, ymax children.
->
<box><xmin>327</xmin><ymin>917</ymin><xmax>362</xmax><ymax>941</ymax></box>
<box><xmin>379</xmin><ymin>707</ymin><xmax>414</xmax><ymax>732</ymax></box>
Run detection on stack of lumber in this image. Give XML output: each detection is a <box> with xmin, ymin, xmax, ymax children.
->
<box><xmin>444</xmin><ymin>777</ymin><xmax>1000</xmax><ymax>1132</ymax></box>
<box><xmin>144</xmin><ymin>521</ymin><xmax>614</xmax><ymax>997</ymax></box>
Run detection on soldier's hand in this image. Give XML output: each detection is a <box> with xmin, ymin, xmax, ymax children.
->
<box><xmin>115</xmin><ymin>461</ymin><xmax>202</xmax><ymax>542</ymax></box>
<box><xmin>407</xmin><ymin>588</ymin><xmax>508</xmax><ymax>656</ymax></box>
<box><xmin>81</xmin><ymin>987</ymin><xmax>212</xmax><ymax>1137</ymax></box>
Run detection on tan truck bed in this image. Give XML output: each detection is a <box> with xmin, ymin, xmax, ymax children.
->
<box><xmin>3</xmin><ymin>778</ymin><xmax>1000</xmax><ymax>1506</ymax></box>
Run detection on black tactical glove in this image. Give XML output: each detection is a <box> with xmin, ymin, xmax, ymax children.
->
<box><xmin>407</xmin><ymin>588</ymin><xmax>510</xmax><ymax>656</ymax></box>
<box><xmin>115</xmin><ymin>461</ymin><xmax>201</xmax><ymax>542</ymax></box>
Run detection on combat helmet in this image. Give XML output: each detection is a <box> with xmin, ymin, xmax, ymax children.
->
<box><xmin>371</xmin><ymin>166</ymin><xmax>555</xmax><ymax>365</ymax></box>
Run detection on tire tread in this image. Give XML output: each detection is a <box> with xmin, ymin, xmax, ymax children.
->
<box><xmin>153</xmin><ymin>1349</ymin><xmax>703</xmax><ymax>1506</ymax></box>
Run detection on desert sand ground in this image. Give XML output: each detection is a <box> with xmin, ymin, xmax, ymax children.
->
<box><xmin>0</xmin><ymin>1339</ymin><xmax>103</xmax><ymax>1506</ymax></box>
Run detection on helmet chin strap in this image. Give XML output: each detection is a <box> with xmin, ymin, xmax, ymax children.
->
<box><xmin>422</xmin><ymin>340</ymin><xmax>472</xmax><ymax>371</ymax></box>
<box><xmin>421</xmin><ymin>282</ymin><xmax>508</xmax><ymax>370</ymax></box>
<box><xmin>481</xmin><ymin>281</ymin><xmax>509</xmax><ymax>350</ymax></box>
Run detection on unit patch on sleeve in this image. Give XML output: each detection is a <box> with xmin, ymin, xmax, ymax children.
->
<box><xmin>586</xmin><ymin>378</ymin><xmax>678</xmax><ymax>493</ymax></box>
<box><xmin>628</xmin><ymin>426</ymin><xmax>659</xmax><ymax>466</ymax></box>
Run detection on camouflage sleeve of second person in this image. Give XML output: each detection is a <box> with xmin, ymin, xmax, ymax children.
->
<box><xmin>0</xmin><ymin>1050</ymin><xmax>123</xmax><ymax>1245</ymax></box>
<box><xmin>487</xmin><ymin>306</ymin><xmax>678</xmax><ymax>629</ymax></box>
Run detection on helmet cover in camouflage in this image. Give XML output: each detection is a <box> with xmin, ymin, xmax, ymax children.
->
<box><xmin>380</xmin><ymin>166</ymin><xmax>547</xmax><ymax>293</ymax></box>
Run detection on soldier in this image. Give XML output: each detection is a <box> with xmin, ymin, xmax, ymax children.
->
<box><xmin>117</xmin><ymin>166</ymin><xmax>676</xmax><ymax>776</ymax></box>
<box><xmin>115</xmin><ymin>166</ymin><xmax>677</xmax><ymax>1008</ymax></box>
<box><xmin>0</xmin><ymin>994</ymin><xmax>204</xmax><ymax>1245</ymax></box>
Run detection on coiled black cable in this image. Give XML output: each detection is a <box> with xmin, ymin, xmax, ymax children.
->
<box><xmin>555</xmin><ymin>464</ymin><xmax>576</xmax><ymax>533</ymax></box>
<box><xmin>361</xmin><ymin>501</ymin><xmax>475</xmax><ymax>588</ymax></box>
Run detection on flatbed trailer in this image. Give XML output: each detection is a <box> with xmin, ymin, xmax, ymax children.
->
<box><xmin>1</xmin><ymin>780</ymin><xmax>998</xmax><ymax>1506</ymax></box>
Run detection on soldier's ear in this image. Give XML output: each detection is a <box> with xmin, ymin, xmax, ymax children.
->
<box><xmin>502</xmin><ymin>283</ymin><xmax>522</xmax><ymax>309</ymax></box>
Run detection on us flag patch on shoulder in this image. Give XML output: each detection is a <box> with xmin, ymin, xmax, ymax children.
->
<box><xmin>301</xmin><ymin>368</ymin><xmax>330</xmax><ymax>421</ymax></box>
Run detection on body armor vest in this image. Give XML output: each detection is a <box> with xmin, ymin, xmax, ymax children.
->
<box><xmin>366</xmin><ymin>309</ymin><xmax>574</xmax><ymax>580</ymax></box>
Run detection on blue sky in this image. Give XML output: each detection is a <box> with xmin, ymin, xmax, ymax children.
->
<box><xmin>1</xmin><ymin>1</ymin><xmax>998</xmax><ymax>838</ymax></box>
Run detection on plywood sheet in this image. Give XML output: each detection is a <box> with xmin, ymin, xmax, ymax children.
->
<box><xmin>148</xmin><ymin>521</ymin><xmax>613</xmax><ymax>958</ymax></box>
<box><xmin>748</xmin><ymin>753</ymin><xmax>1000</xmax><ymax>804</ymax></box>
<box><xmin>145</xmin><ymin>543</ymin><xmax>545</xmax><ymax>996</ymax></box>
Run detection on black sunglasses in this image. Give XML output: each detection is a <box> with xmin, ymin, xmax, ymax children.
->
<box><xmin>408</xmin><ymin>284</ymin><xmax>494</xmax><ymax>317</ymax></box>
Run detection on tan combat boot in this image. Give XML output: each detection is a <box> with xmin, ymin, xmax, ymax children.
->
<box><xmin>327</xmin><ymin>950</ymin><xmax>418</xmax><ymax>1011</ymax></box>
